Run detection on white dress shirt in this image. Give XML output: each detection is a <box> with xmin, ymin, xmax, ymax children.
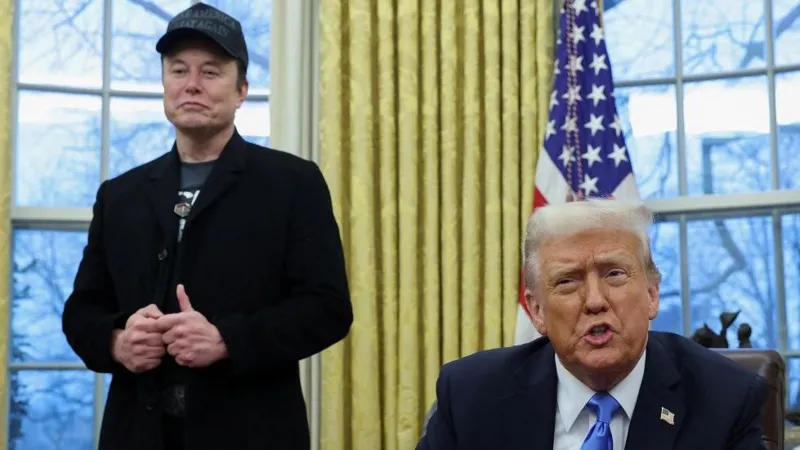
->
<box><xmin>552</xmin><ymin>350</ymin><xmax>646</xmax><ymax>450</ymax></box>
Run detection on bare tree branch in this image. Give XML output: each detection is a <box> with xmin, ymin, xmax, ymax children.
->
<box><xmin>660</xmin><ymin>260</ymin><xmax>745</xmax><ymax>299</ymax></box>
<box><xmin>739</xmin><ymin>3</ymin><xmax>800</xmax><ymax>68</ymax></box>
<box><xmin>123</xmin><ymin>0</ymin><xmax>270</xmax><ymax>69</ymax></box>
<box><xmin>123</xmin><ymin>0</ymin><xmax>172</xmax><ymax>21</ymax></box>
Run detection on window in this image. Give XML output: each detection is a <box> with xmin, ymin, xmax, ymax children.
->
<box><xmin>601</xmin><ymin>0</ymin><xmax>800</xmax><ymax>410</ymax></box>
<box><xmin>8</xmin><ymin>0</ymin><xmax>271</xmax><ymax>448</ymax></box>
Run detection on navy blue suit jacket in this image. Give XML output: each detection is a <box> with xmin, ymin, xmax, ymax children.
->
<box><xmin>418</xmin><ymin>331</ymin><xmax>769</xmax><ymax>450</ymax></box>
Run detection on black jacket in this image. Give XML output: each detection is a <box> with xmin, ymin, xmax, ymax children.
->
<box><xmin>62</xmin><ymin>130</ymin><xmax>352</xmax><ymax>450</ymax></box>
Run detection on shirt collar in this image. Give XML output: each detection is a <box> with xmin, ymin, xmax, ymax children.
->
<box><xmin>554</xmin><ymin>348</ymin><xmax>646</xmax><ymax>432</ymax></box>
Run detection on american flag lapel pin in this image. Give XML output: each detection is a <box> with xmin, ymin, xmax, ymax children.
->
<box><xmin>660</xmin><ymin>407</ymin><xmax>675</xmax><ymax>425</ymax></box>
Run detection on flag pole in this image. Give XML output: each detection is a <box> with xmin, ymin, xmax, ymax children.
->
<box><xmin>597</xmin><ymin>0</ymin><xmax>604</xmax><ymax>26</ymax></box>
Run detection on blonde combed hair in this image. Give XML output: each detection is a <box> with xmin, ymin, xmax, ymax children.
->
<box><xmin>522</xmin><ymin>198</ymin><xmax>662</xmax><ymax>290</ymax></box>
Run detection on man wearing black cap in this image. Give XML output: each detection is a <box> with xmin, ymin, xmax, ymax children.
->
<box><xmin>61</xmin><ymin>3</ymin><xmax>353</xmax><ymax>450</ymax></box>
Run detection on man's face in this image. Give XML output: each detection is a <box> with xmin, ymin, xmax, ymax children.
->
<box><xmin>526</xmin><ymin>228</ymin><xmax>659</xmax><ymax>379</ymax></box>
<box><xmin>162</xmin><ymin>39</ymin><xmax>247</xmax><ymax>133</ymax></box>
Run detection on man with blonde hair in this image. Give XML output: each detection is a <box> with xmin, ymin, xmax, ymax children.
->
<box><xmin>418</xmin><ymin>199</ymin><xmax>768</xmax><ymax>450</ymax></box>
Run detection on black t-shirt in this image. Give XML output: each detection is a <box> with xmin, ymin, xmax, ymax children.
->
<box><xmin>160</xmin><ymin>160</ymin><xmax>215</xmax><ymax>388</ymax></box>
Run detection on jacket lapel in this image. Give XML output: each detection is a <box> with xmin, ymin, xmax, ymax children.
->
<box><xmin>183</xmin><ymin>131</ymin><xmax>247</xmax><ymax>231</ymax></box>
<box><xmin>145</xmin><ymin>148</ymin><xmax>181</xmax><ymax>246</ymax></box>
<box><xmin>624</xmin><ymin>335</ymin><xmax>685</xmax><ymax>450</ymax></box>
<box><xmin>486</xmin><ymin>341</ymin><xmax>557</xmax><ymax>450</ymax></box>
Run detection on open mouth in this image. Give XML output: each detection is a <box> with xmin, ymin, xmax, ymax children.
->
<box><xmin>589</xmin><ymin>325</ymin><xmax>608</xmax><ymax>336</ymax></box>
<box><xmin>584</xmin><ymin>324</ymin><xmax>613</xmax><ymax>345</ymax></box>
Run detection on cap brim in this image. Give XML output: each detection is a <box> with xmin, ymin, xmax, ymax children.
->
<box><xmin>155</xmin><ymin>28</ymin><xmax>239</xmax><ymax>62</ymax></box>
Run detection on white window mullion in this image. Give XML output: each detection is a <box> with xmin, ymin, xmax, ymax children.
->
<box><xmin>99</xmin><ymin>0</ymin><xmax>112</xmax><ymax>186</ymax></box>
<box><xmin>10</xmin><ymin>207</ymin><xmax>93</xmax><ymax>223</ymax></box>
<box><xmin>93</xmin><ymin>0</ymin><xmax>114</xmax><ymax>446</ymax></box>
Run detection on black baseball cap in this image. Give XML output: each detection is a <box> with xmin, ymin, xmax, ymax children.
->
<box><xmin>156</xmin><ymin>2</ymin><xmax>249</xmax><ymax>71</ymax></box>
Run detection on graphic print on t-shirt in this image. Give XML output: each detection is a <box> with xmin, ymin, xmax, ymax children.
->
<box><xmin>176</xmin><ymin>160</ymin><xmax>215</xmax><ymax>242</ymax></box>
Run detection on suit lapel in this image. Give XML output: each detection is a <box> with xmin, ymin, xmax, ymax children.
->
<box><xmin>183</xmin><ymin>131</ymin><xmax>246</xmax><ymax>231</ymax></box>
<box><xmin>146</xmin><ymin>148</ymin><xmax>181</xmax><ymax>246</ymax></box>
<box><xmin>624</xmin><ymin>335</ymin><xmax>685</xmax><ymax>450</ymax></box>
<box><xmin>487</xmin><ymin>341</ymin><xmax>557</xmax><ymax>450</ymax></box>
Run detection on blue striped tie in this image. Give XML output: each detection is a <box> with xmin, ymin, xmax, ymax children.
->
<box><xmin>581</xmin><ymin>392</ymin><xmax>620</xmax><ymax>450</ymax></box>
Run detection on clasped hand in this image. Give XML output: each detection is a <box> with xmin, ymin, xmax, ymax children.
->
<box><xmin>111</xmin><ymin>284</ymin><xmax>227</xmax><ymax>373</ymax></box>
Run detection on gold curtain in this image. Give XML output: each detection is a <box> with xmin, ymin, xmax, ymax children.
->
<box><xmin>0</xmin><ymin>0</ymin><xmax>12</xmax><ymax>445</ymax></box>
<box><xmin>318</xmin><ymin>0</ymin><xmax>554</xmax><ymax>448</ymax></box>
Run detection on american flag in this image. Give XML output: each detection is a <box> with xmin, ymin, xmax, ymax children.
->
<box><xmin>513</xmin><ymin>0</ymin><xmax>640</xmax><ymax>345</ymax></box>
